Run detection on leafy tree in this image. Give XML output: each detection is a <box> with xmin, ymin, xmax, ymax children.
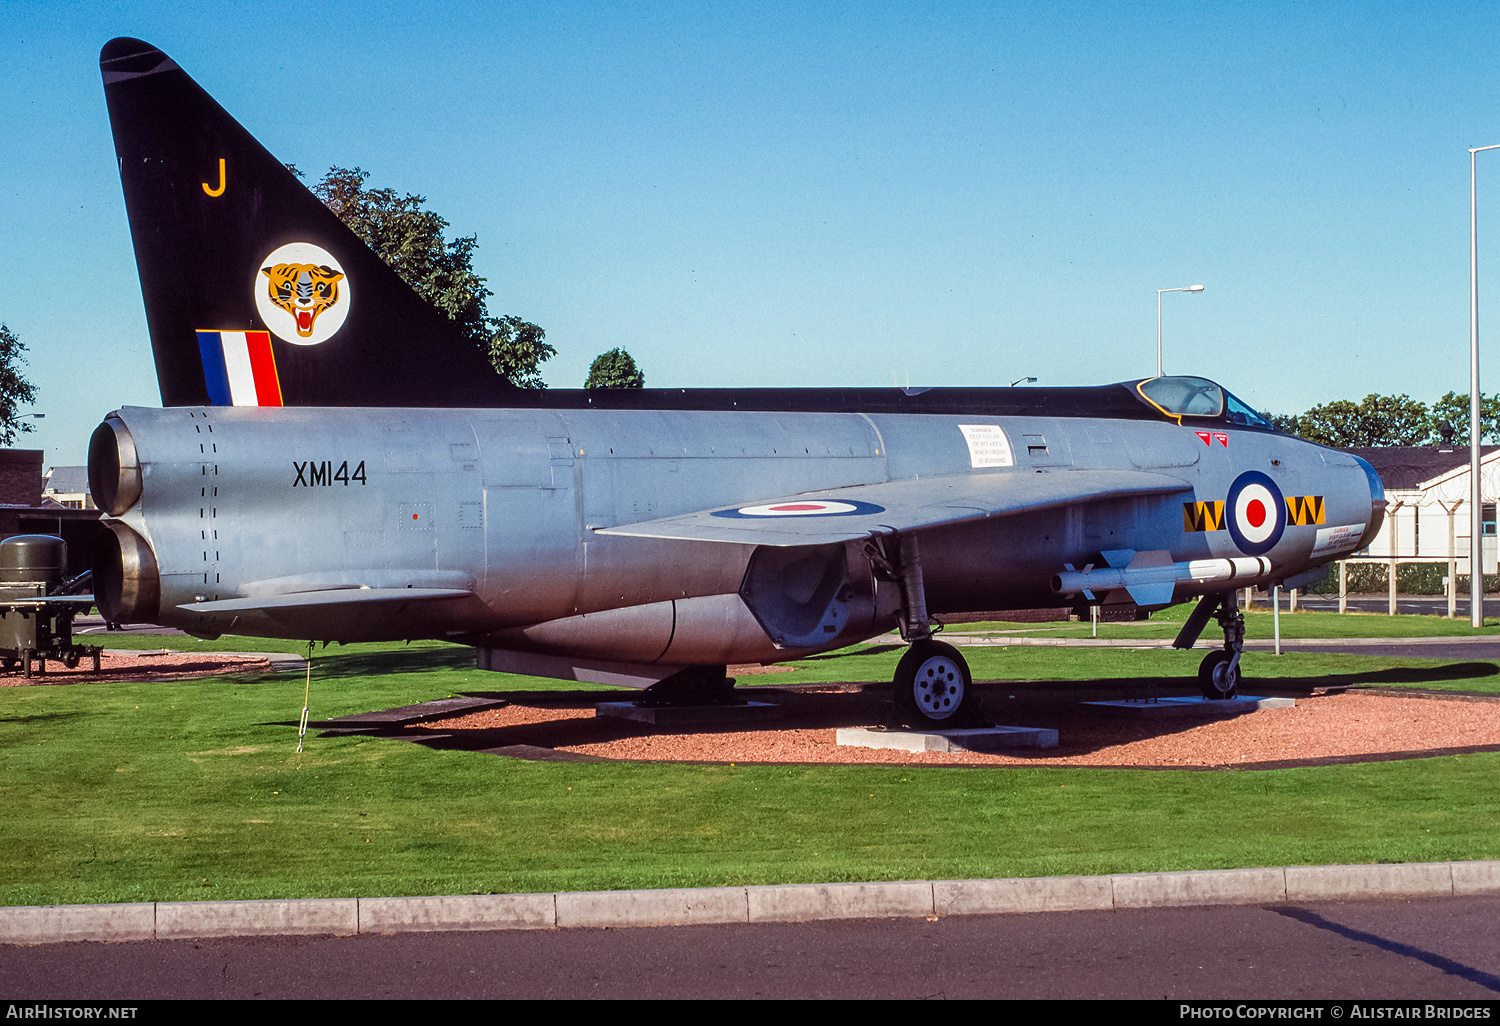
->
<box><xmin>1264</xmin><ymin>411</ymin><xmax>1302</xmax><ymax>436</ymax></box>
<box><xmin>585</xmin><ymin>348</ymin><xmax>646</xmax><ymax>389</ymax></box>
<box><xmin>303</xmin><ymin>166</ymin><xmax>554</xmax><ymax>387</ymax></box>
<box><xmin>1427</xmin><ymin>391</ymin><xmax>1500</xmax><ymax>445</ymax></box>
<box><xmin>0</xmin><ymin>325</ymin><xmax>38</xmax><ymax>446</ymax></box>
<box><xmin>1293</xmin><ymin>394</ymin><xmax>1430</xmax><ymax>447</ymax></box>
<box><xmin>489</xmin><ymin>316</ymin><xmax>554</xmax><ymax>390</ymax></box>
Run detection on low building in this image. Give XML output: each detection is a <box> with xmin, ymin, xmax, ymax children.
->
<box><xmin>0</xmin><ymin>451</ymin><xmax>104</xmax><ymax>579</ymax></box>
<box><xmin>42</xmin><ymin>466</ymin><xmax>94</xmax><ymax>510</ymax></box>
<box><xmin>1340</xmin><ymin>445</ymin><xmax>1500</xmax><ymax>573</ymax></box>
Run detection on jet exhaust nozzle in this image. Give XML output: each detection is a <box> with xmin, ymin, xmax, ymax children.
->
<box><xmin>88</xmin><ymin>414</ymin><xmax>142</xmax><ymax>516</ymax></box>
<box><xmin>94</xmin><ymin>521</ymin><xmax>160</xmax><ymax>624</ymax></box>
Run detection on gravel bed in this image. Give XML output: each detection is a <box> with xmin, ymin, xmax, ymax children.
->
<box><xmin>412</xmin><ymin>684</ymin><xmax>1500</xmax><ymax>769</ymax></box>
<box><xmin>0</xmin><ymin>650</ymin><xmax>272</xmax><ymax>685</ymax></box>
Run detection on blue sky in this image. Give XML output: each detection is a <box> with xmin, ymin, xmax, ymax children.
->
<box><xmin>5</xmin><ymin>1</ymin><xmax>1500</xmax><ymax>466</ymax></box>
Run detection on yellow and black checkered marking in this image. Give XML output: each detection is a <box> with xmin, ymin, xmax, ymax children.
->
<box><xmin>1286</xmin><ymin>495</ymin><xmax>1325</xmax><ymax>526</ymax></box>
<box><xmin>1183</xmin><ymin>500</ymin><xmax>1226</xmax><ymax>532</ymax></box>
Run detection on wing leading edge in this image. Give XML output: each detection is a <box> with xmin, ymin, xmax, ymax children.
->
<box><xmin>595</xmin><ymin>469</ymin><xmax>1192</xmax><ymax>547</ymax></box>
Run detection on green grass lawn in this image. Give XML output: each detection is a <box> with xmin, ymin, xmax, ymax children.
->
<box><xmin>2</xmin><ymin>636</ymin><xmax>1498</xmax><ymax>906</ymax></box>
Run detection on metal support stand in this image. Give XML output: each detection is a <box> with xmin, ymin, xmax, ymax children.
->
<box><xmin>637</xmin><ymin>664</ymin><xmax>738</xmax><ymax>707</ymax></box>
<box><xmin>1389</xmin><ymin>553</ymin><xmax>1398</xmax><ymax>616</ymax></box>
<box><xmin>1272</xmin><ymin>584</ymin><xmax>1281</xmax><ymax>656</ymax></box>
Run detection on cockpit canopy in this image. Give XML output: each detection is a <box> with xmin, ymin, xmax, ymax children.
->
<box><xmin>1135</xmin><ymin>376</ymin><xmax>1272</xmax><ymax>429</ymax></box>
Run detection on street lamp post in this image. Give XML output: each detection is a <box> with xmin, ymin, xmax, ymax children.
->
<box><xmin>1156</xmin><ymin>285</ymin><xmax>1205</xmax><ymax>377</ymax></box>
<box><xmin>1470</xmin><ymin>146</ymin><xmax>1500</xmax><ymax>628</ymax></box>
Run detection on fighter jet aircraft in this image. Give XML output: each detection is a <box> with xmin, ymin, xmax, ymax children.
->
<box><xmin>88</xmin><ymin>38</ymin><xmax>1386</xmax><ymax>724</ymax></box>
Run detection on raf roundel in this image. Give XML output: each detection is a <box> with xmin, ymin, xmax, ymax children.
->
<box><xmin>712</xmin><ymin>499</ymin><xmax>886</xmax><ymax>519</ymax></box>
<box><xmin>254</xmin><ymin>242</ymin><xmax>351</xmax><ymax>346</ymax></box>
<box><xmin>1225</xmin><ymin>471</ymin><xmax>1286</xmax><ymax>556</ymax></box>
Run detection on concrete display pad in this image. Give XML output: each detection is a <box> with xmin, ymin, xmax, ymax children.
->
<box><xmin>1083</xmin><ymin>695</ymin><xmax>1294</xmax><ymax>719</ymax></box>
<box><xmin>836</xmin><ymin>724</ymin><xmax>1059</xmax><ymax>752</ymax></box>
<box><xmin>319</xmin><ymin>696</ymin><xmax>508</xmax><ymax>729</ymax></box>
<box><xmin>595</xmin><ymin>701</ymin><xmax>782</xmax><ymax>726</ymax></box>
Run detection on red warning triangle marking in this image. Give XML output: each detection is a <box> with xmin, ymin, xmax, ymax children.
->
<box><xmin>1196</xmin><ymin>431</ymin><xmax>1212</xmax><ymax>446</ymax></box>
<box><xmin>1214</xmin><ymin>433</ymin><xmax>1229</xmax><ymax>447</ymax></box>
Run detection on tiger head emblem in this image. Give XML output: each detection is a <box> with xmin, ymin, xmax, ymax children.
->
<box><xmin>261</xmin><ymin>262</ymin><xmax>346</xmax><ymax>338</ymax></box>
<box><xmin>254</xmin><ymin>242</ymin><xmax>351</xmax><ymax>346</ymax></box>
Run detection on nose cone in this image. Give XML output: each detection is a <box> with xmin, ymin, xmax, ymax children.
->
<box><xmin>1352</xmin><ymin>455</ymin><xmax>1386</xmax><ymax>551</ymax></box>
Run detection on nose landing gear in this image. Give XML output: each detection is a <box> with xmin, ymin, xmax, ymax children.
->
<box><xmin>1175</xmin><ymin>590</ymin><xmax>1246</xmax><ymax>701</ymax></box>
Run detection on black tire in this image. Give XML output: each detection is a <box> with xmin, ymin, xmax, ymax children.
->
<box><xmin>62</xmin><ymin>652</ymin><xmax>80</xmax><ymax>669</ymax></box>
<box><xmin>893</xmin><ymin>640</ymin><xmax>973</xmax><ymax>725</ymax></box>
<box><xmin>1198</xmin><ymin>650</ymin><xmax>1239</xmax><ymax>700</ymax></box>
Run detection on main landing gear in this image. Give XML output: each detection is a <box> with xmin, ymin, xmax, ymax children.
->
<box><xmin>867</xmin><ymin>533</ymin><xmax>977</xmax><ymax>727</ymax></box>
<box><xmin>1174</xmin><ymin>590</ymin><xmax>1245</xmax><ymax>701</ymax></box>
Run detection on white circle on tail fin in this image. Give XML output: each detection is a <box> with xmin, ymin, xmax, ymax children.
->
<box><xmin>254</xmin><ymin>242</ymin><xmax>351</xmax><ymax>346</ymax></box>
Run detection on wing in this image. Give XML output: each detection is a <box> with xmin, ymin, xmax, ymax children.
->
<box><xmin>594</xmin><ymin>469</ymin><xmax>1191</xmax><ymax>547</ymax></box>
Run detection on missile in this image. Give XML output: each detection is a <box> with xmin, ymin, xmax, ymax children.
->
<box><xmin>1051</xmin><ymin>549</ymin><xmax>1272</xmax><ymax>607</ymax></box>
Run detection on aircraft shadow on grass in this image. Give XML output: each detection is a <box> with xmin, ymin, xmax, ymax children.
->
<box><xmin>260</xmin><ymin>654</ymin><xmax>1499</xmax><ymax>761</ymax></box>
<box><xmin>1286</xmin><ymin>661</ymin><xmax>1498</xmax><ymax>686</ymax></box>
<box><xmin>291</xmin><ymin>647</ymin><xmax>477</xmax><ymax>679</ymax></box>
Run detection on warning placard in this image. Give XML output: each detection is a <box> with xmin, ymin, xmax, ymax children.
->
<box><xmin>958</xmin><ymin>424</ymin><xmax>1014</xmax><ymax>468</ymax></box>
<box><xmin>1310</xmin><ymin>523</ymin><xmax>1363</xmax><ymax>558</ymax></box>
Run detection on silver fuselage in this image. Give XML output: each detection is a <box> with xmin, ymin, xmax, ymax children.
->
<box><xmin>96</xmin><ymin>404</ymin><xmax>1379</xmax><ymax>675</ymax></box>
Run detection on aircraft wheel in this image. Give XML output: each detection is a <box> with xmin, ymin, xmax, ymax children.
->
<box><xmin>1198</xmin><ymin>651</ymin><xmax>1239</xmax><ymax>700</ymax></box>
<box><xmin>62</xmin><ymin>652</ymin><xmax>80</xmax><ymax>669</ymax></box>
<box><xmin>894</xmin><ymin>640</ymin><xmax>972</xmax><ymax>725</ymax></box>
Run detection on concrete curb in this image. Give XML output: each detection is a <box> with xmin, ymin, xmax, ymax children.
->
<box><xmin>3</xmin><ymin>860</ymin><xmax>1496</xmax><ymax>945</ymax></box>
<box><xmin>155</xmin><ymin>898</ymin><xmax>357</xmax><ymax>940</ymax></box>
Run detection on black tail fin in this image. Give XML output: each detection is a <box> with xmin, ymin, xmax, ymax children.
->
<box><xmin>100</xmin><ymin>38</ymin><xmax>519</xmax><ymax>407</ymax></box>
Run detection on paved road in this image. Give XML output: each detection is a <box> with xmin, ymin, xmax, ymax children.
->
<box><xmin>3</xmin><ymin>896</ymin><xmax>1497</xmax><ymax>999</ymax></box>
<box><xmin>1287</xmin><ymin>595</ymin><xmax>1488</xmax><ymax>618</ymax></box>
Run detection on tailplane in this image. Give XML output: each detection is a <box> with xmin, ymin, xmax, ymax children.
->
<box><xmin>100</xmin><ymin>38</ymin><xmax>520</xmax><ymax>407</ymax></box>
